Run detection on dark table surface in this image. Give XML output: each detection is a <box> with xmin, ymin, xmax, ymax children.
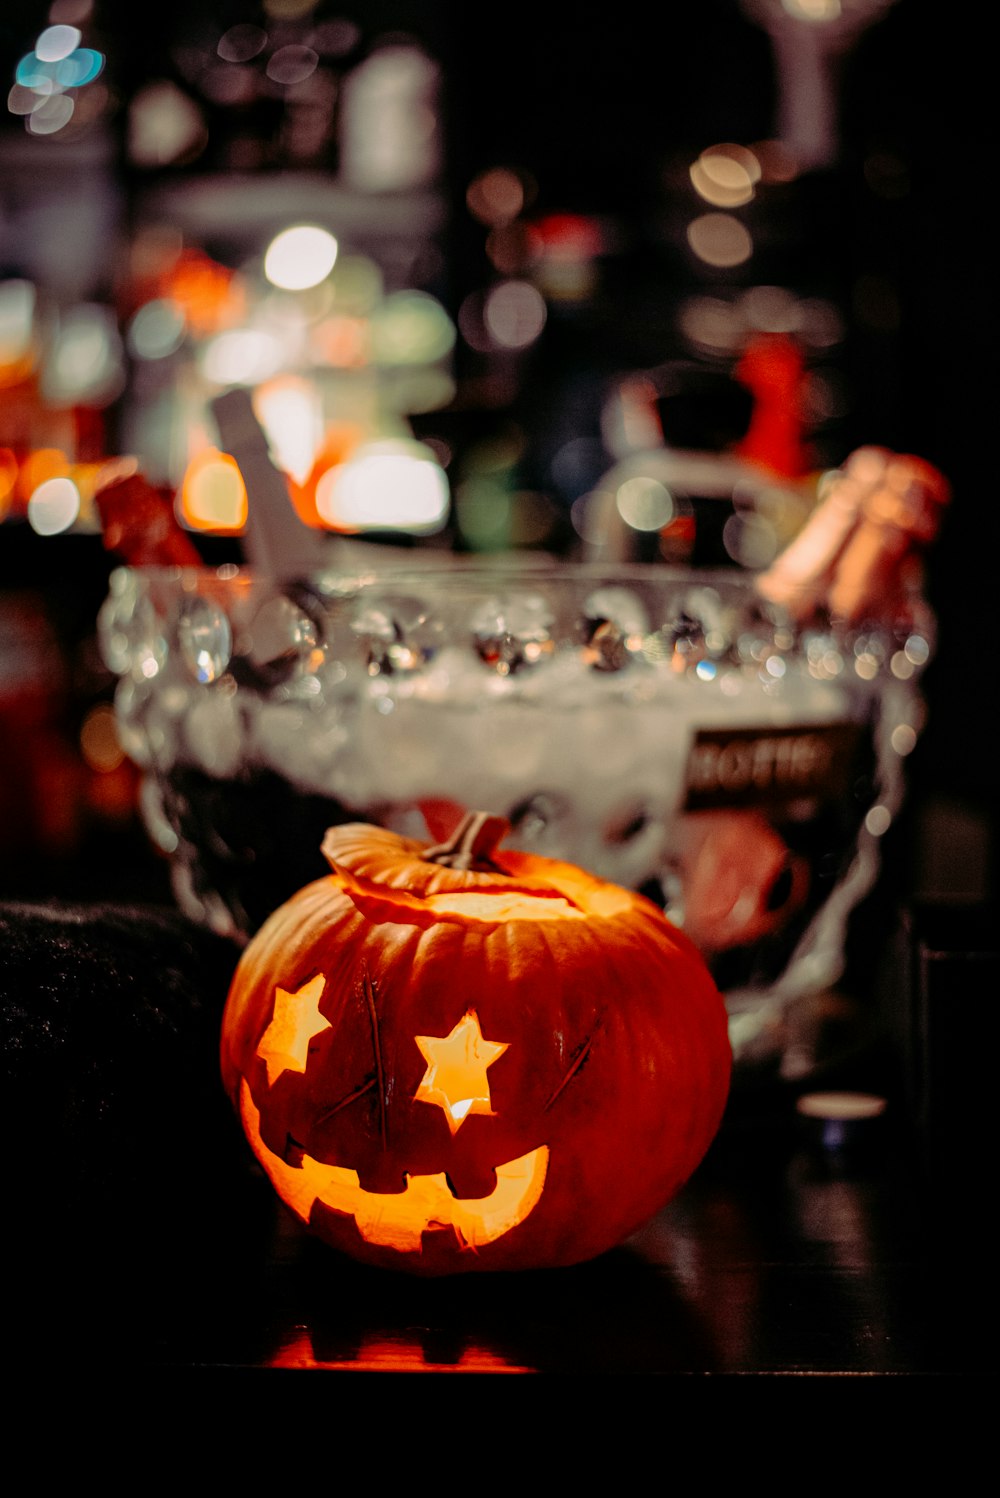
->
<box><xmin>3</xmin><ymin>898</ymin><xmax>995</xmax><ymax>1384</ymax></box>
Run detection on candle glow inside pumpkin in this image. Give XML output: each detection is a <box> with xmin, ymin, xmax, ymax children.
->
<box><xmin>220</xmin><ymin>812</ymin><xmax>731</xmax><ymax>1274</ymax></box>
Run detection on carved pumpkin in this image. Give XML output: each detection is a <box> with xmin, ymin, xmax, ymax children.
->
<box><xmin>220</xmin><ymin>811</ymin><xmax>731</xmax><ymax>1275</ymax></box>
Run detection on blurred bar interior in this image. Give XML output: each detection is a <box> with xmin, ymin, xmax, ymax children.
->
<box><xmin>1</xmin><ymin>0</ymin><xmax>995</xmax><ymax>912</ymax></box>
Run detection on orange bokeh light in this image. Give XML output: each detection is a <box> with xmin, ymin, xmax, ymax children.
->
<box><xmin>289</xmin><ymin>421</ymin><xmax>366</xmax><ymax>529</ymax></box>
<box><xmin>0</xmin><ymin>448</ymin><xmax>18</xmax><ymax>518</ymax></box>
<box><xmin>179</xmin><ymin>447</ymin><xmax>248</xmax><ymax>532</ymax></box>
<box><xmin>17</xmin><ymin>447</ymin><xmax>69</xmax><ymax>505</ymax></box>
<box><xmin>164</xmin><ymin>249</ymin><xmax>247</xmax><ymax>338</ymax></box>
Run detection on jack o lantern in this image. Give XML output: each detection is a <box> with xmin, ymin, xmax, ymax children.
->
<box><xmin>220</xmin><ymin>811</ymin><xmax>731</xmax><ymax>1274</ymax></box>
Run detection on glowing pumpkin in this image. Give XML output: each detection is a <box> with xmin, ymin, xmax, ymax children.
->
<box><xmin>220</xmin><ymin>811</ymin><xmax>731</xmax><ymax>1275</ymax></box>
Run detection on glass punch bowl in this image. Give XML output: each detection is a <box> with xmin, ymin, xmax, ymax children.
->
<box><xmin>98</xmin><ymin>555</ymin><xmax>932</xmax><ymax>1082</ymax></box>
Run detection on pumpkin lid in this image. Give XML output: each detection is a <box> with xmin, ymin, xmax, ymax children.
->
<box><xmin>321</xmin><ymin>812</ymin><xmax>639</xmax><ymax>927</ymax></box>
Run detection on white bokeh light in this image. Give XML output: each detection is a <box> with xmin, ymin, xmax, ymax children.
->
<box><xmin>201</xmin><ymin>328</ymin><xmax>286</xmax><ymax>386</ymax></box>
<box><xmin>35</xmin><ymin>26</ymin><xmax>81</xmax><ymax>62</ymax></box>
<box><xmin>28</xmin><ymin>476</ymin><xmax>81</xmax><ymax>535</ymax></box>
<box><xmin>315</xmin><ymin>439</ymin><xmax>448</xmax><ymax>533</ymax></box>
<box><xmin>264</xmin><ymin>225</ymin><xmax>339</xmax><ymax>291</ymax></box>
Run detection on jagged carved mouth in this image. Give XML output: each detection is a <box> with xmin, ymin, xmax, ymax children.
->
<box><xmin>240</xmin><ymin>1081</ymin><xmax>549</xmax><ymax>1254</ymax></box>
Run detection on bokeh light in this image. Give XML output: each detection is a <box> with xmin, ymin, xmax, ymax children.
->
<box><xmin>742</xmin><ymin>284</ymin><xmax>802</xmax><ymax>334</ymax></box>
<box><xmin>570</xmin><ymin>489</ymin><xmax>616</xmax><ymax>546</ymax></box>
<box><xmin>53</xmin><ymin>48</ymin><xmax>104</xmax><ymax>86</ymax></box>
<box><xmin>201</xmin><ymin>327</ymin><xmax>286</xmax><ymax>386</ymax></box>
<box><xmin>180</xmin><ymin>449</ymin><xmax>248</xmax><ymax>532</ymax></box>
<box><xmin>690</xmin><ymin>144</ymin><xmax>760</xmax><ymax>207</ymax></box>
<box><xmin>27</xmin><ymin>94</ymin><xmax>75</xmax><ymax>134</ymax></box>
<box><xmin>267</xmin><ymin>45</ymin><xmax>319</xmax><ymax>86</ymax></box>
<box><xmin>15</xmin><ymin>54</ymin><xmax>55</xmax><ymax>88</ymax></box>
<box><xmin>218</xmin><ymin>25</ymin><xmax>268</xmax><ymax>63</ymax></box>
<box><xmin>455</xmin><ymin>478</ymin><xmax>512</xmax><ymax>549</ymax></box>
<box><xmin>315</xmin><ymin>439</ymin><xmax>449</xmax><ymax>533</ymax></box>
<box><xmin>328</xmin><ymin>253</ymin><xmax>383</xmax><ymax>315</ymax></box>
<box><xmin>253</xmin><ymin>376</ymin><xmax>323</xmax><ymax>485</ymax></box>
<box><xmin>127</xmin><ymin>298</ymin><xmax>187</xmax><ymax>361</ymax></box>
<box><xmin>723</xmin><ymin>512</ymin><xmax>780</xmax><ymax>567</ymax></box>
<box><xmin>28</xmin><ymin>476</ymin><xmax>81</xmax><ymax>535</ymax></box>
<box><xmin>864</xmin><ymin>804</ymin><xmax>892</xmax><ymax>837</ymax></box>
<box><xmin>0</xmin><ymin>280</ymin><xmax>36</xmax><ymax>370</ymax></box>
<box><xmin>19</xmin><ymin>449</ymin><xmax>68</xmax><ymax>504</ymax></box>
<box><xmin>890</xmin><ymin>724</ymin><xmax>918</xmax><ymax>756</ymax></box>
<box><xmin>80</xmin><ymin>704</ymin><xmax>125</xmax><ymax>773</ymax></box>
<box><xmin>615</xmin><ymin>476</ymin><xmax>674</xmax><ymax>532</ymax></box>
<box><xmin>35</xmin><ymin>26</ymin><xmax>81</xmax><ymax>63</ymax></box>
<box><xmin>483</xmin><ymin>280</ymin><xmax>547</xmax><ymax>349</ymax></box>
<box><xmin>783</xmin><ymin>0</ymin><xmax>842</xmax><ymax>20</ymax></box>
<box><xmin>43</xmin><ymin>303</ymin><xmax>124</xmax><ymax>405</ymax></box>
<box><xmin>750</xmin><ymin>139</ymin><xmax>799</xmax><ymax>184</ymax></box>
<box><xmin>678</xmin><ymin>295</ymin><xmax>744</xmax><ymax>355</ymax></box>
<box><xmin>264</xmin><ymin>225</ymin><xmax>339</xmax><ymax>291</ymax></box>
<box><xmin>466</xmin><ymin>167</ymin><xmax>525</xmax><ymax>226</ymax></box>
<box><xmin>128</xmin><ymin>81</ymin><xmax>207</xmax><ymax>166</ymax></box>
<box><xmin>370</xmin><ymin>291</ymin><xmax>456</xmax><ymax>365</ymax></box>
<box><xmin>687</xmin><ymin>213</ymin><xmax>753</xmax><ymax>268</ymax></box>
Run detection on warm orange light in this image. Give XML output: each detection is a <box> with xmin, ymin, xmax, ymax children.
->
<box><xmin>79</xmin><ymin>703</ymin><xmax>125</xmax><ymax>773</ymax></box>
<box><xmin>690</xmin><ymin>145</ymin><xmax>760</xmax><ymax>208</ymax></box>
<box><xmin>165</xmin><ymin>249</ymin><xmax>246</xmax><ymax>337</ymax></box>
<box><xmin>310</xmin><ymin>313</ymin><xmax>370</xmax><ymax>368</ymax></box>
<box><xmin>179</xmin><ymin>447</ymin><xmax>248</xmax><ymax>532</ymax></box>
<box><xmin>16</xmin><ymin>447</ymin><xmax>69</xmax><ymax>504</ymax></box>
<box><xmin>288</xmin><ymin>421</ymin><xmax>366</xmax><ymax>528</ymax></box>
<box><xmin>221</xmin><ymin>814</ymin><xmax>731</xmax><ymax>1275</ymax></box>
<box><xmin>0</xmin><ymin>351</ymin><xmax>36</xmax><ymax>389</ymax></box>
<box><xmin>0</xmin><ymin>449</ymin><xmax>17</xmax><ymax>518</ymax></box>
<box><xmin>267</xmin><ymin>1326</ymin><xmax>534</xmax><ymax>1373</ymax></box>
<box><xmin>414</xmin><ymin>1010</ymin><xmax>508</xmax><ymax>1133</ymax></box>
<box><xmin>257</xmin><ymin>973</ymin><xmax>331</xmax><ymax>1087</ymax></box>
<box><xmin>466</xmin><ymin>166</ymin><xmax>525</xmax><ymax>226</ymax></box>
<box><xmin>252</xmin><ymin>375</ymin><xmax>323</xmax><ymax>486</ymax></box>
<box><xmin>687</xmin><ymin>213</ymin><xmax>753</xmax><ymax>268</ymax></box>
<box><xmin>240</xmin><ymin>1081</ymin><xmax>548</xmax><ymax>1254</ymax></box>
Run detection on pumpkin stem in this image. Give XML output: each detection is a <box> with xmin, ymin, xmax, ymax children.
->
<box><xmin>423</xmin><ymin>811</ymin><xmax>511</xmax><ymax>871</ymax></box>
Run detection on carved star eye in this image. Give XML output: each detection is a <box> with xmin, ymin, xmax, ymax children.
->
<box><xmin>413</xmin><ymin>1011</ymin><xmax>508</xmax><ymax>1133</ymax></box>
<box><xmin>258</xmin><ymin>973</ymin><xmax>331</xmax><ymax>1086</ymax></box>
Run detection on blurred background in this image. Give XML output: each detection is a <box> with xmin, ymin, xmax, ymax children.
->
<box><xmin>1</xmin><ymin>0</ymin><xmax>995</xmax><ymax>909</ymax></box>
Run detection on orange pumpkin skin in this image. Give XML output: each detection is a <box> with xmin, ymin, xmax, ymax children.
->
<box><xmin>220</xmin><ymin>818</ymin><xmax>731</xmax><ymax>1275</ymax></box>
